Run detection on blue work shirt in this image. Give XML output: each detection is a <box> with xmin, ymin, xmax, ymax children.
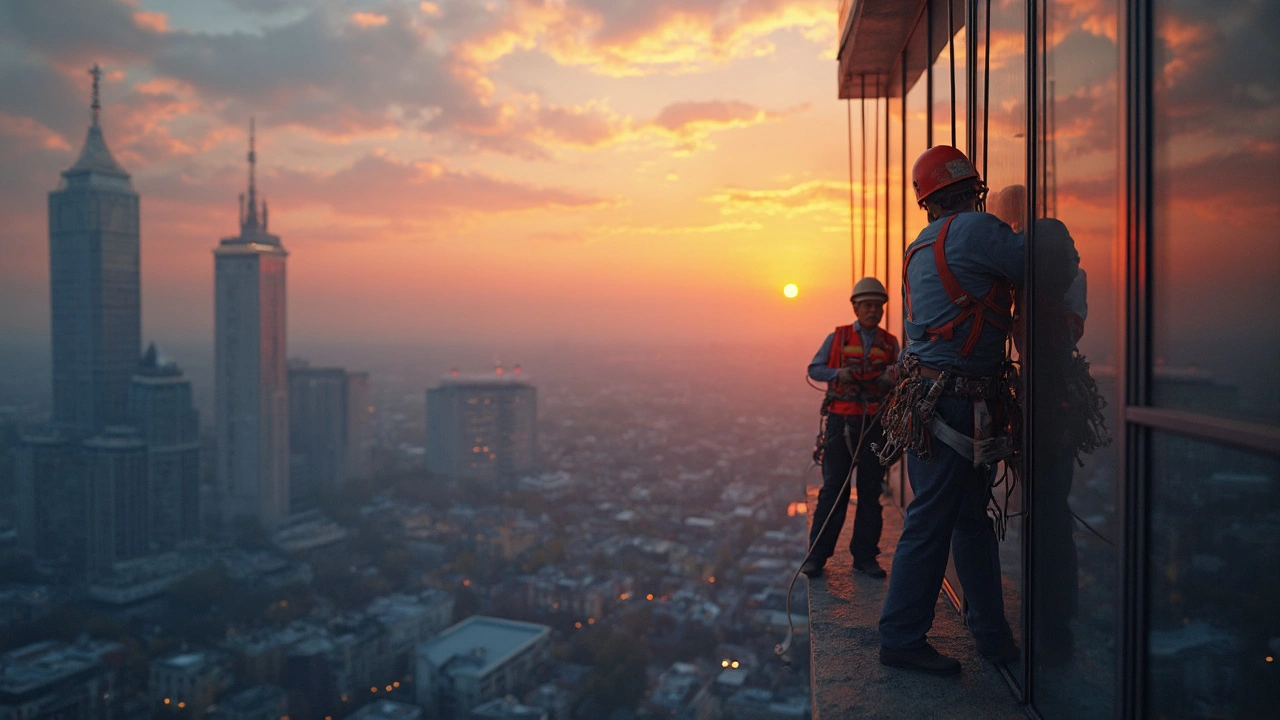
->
<box><xmin>807</xmin><ymin>322</ymin><xmax>879</xmax><ymax>383</ymax></box>
<box><xmin>902</xmin><ymin>211</ymin><xmax>1075</xmax><ymax>376</ymax></box>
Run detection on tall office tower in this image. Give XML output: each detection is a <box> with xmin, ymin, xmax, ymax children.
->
<box><xmin>129</xmin><ymin>344</ymin><xmax>201</xmax><ymax>548</ymax></box>
<box><xmin>48</xmin><ymin>65</ymin><xmax>140</xmax><ymax>438</ymax></box>
<box><xmin>287</xmin><ymin>361</ymin><xmax>347</xmax><ymax>513</ymax></box>
<box><xmin>425</xmin><ymin>371</ymin><xmax>537</xmax><ymax>482</ymax></box>
<box><xmin>14</xmin><ymin>431</ymin><xmax>82</xmax><ymax>566</ymax></box>
<box><xmin>215</xmin><ymin>119</ymin><xmax>290</xmax><ymax>533</ymax></box>
<box><xmin>83</xmin><ymin>427</ymin><xmax>150</xmax><ymax>575</ymax></box>
<box><xmin>345</xmin><ymin>371</ymin><xmax>373</xmax><ymax>482</ymax></box>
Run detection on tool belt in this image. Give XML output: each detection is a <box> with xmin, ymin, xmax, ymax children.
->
<box><xmin>873</xmin><ymin>355</ymin><xmax>1021</xmax><ymax>469</ymax></box>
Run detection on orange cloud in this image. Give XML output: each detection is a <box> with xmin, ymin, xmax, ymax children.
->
<box><xmin>460</xmin><ymin>0</ymin><xmax>833</xmax><ymax>77</ymax></box>
<box><xmin>0</xmin><ymin>112</ymin><xmax>72</xmax><ymax>151</ymax></box>
<box><xmin>133</xmin><ymin>10</ymin><xmax>168</xmax><ymax>33</ymax></box>
<box><xmin>350</xmin><ymin>11</ymin><xmax>390</xmax><ymax>29</ymax></box>
<box><xmin>706</xmin><ymin>179</ymin><xmax>852</xmax><ymax>218</ymax></box>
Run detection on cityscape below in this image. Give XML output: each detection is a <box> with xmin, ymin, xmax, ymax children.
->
<box><xmin>0</xmin><ymin>69</ymin><xmax>822</xmax><ymax>720</ymax></box>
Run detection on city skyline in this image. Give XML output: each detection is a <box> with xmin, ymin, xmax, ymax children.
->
<box><xmin>0</xmin><ymin>0</ymin><xmax>854</xmax><ymax>352</ymax></box>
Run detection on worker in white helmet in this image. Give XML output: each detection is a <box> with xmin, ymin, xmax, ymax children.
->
<box><xmin>802</xmin><ymin>276</ymin><xmax>901</xmax><ymax>579</ymax></box>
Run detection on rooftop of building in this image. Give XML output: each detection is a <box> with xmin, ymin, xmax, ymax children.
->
<box><xmin>470</xmin><ymin>696</ymin><xmax>547</xmax><ymax>719</ymax></box>
<box><xmin>418</xmin><ymin>615</ymin><xmax>550</xmax><ymax>678</ymax></box>
<box><xmin>348</xmin><ymin>699</ymin><xmax>423</xmax><ymax>720</ymax></box>
<box><xmin>0</xmin><ymin>638</ymin><xmax>126</xmax><ymax>695</ymax></box>
<box><xmin>805</xmin><ymin>488</ymin><xmax>1024</xmax><ymax>719</ymax></box>
<box><xmin>433</xmin><ymin>369</ymin><xmax>534</xmax><ymax>388</ymax></box>
<box><xmin>134</xmin><ymin>343</ymin><xmax>185</xmax><ymax>379</ymax></box>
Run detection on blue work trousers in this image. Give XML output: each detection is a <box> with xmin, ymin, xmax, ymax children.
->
<box><xmin>878</xmin><ymin>395</ymin><xmax>1013</xmax><ymax>651</ymax></box>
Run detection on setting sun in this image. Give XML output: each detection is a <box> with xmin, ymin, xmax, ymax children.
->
<box><xmin>783</xmin><ymin>283</ymin><xmax>799</xmax><ymax>299</ymax></box>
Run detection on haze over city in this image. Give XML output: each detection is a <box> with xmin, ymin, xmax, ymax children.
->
<box><xmin>1</xmin><ymin>0</ymin><xmax>860</xmax><ymax>354</ymax></box>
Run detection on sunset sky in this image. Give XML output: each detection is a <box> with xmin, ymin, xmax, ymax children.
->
<box><xmin>0</xmin><ymin>0</ymin><xmax>870</xmax><ymax>350</ymax></box>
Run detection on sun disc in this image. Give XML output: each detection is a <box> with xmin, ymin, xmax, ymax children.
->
<box><xmin>783</xmin><ymin>283</ymin><xmax>799</xmax><ymax>298</ymax></box>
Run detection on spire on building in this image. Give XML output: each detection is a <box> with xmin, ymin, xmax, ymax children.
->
<box><xmin>241</xmin><ymin>117</ymin><xmax>260</xmax><ymax>232</ymax></box>
<box><xmin>64</xmin><ymin>62</ymin><xmax>129</xmax><ymax>181</ymax></box>
<box><xmin>89</xmin><ymin>63</ymin><xmax>102</xmax><ymax>126</ymax></box>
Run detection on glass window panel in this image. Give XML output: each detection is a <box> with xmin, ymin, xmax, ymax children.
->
<box><xmin>904</xmin><ymin>20</ymin><xmax>930</xmax><ymax>251</ymax></box>
<box><xmin>901</xmin><ymin>18</ymin><xmax>931</xmax><ymax>510</ymax></box>
<box><xmin>977</xmin><ymin>0</ymin><xmax>1028</xmax><ymax>678</ymax></box>
<box><xmin>1149</xmin><ymin>432</ymin><xmax>1280</xmax><ymax>718</ymax></box>
<box><xmin>1152</xmin><ymin>0</ymin><xmax>1280</xmax><ymax>426</ymax></box>
<box><xmin>1028</xmin><ymin>0</ymin><xmax>1122</xmax><ymax>716</ymax></box>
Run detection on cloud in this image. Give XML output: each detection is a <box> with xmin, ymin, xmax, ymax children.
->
<box><xmin>266</xmin><ymin>152</ymin><xmax>613</xmax><ymax>222</ymax></box>
<box><xmin>0</xmin><ymin>0</ymin><xmax>166</xmax><ymax>66</ymax></box>
<box><xmin>458</xmin><ymin>0</ymin><xmax>834</xmax><ymax>77</ymax></box>
<box><xmin>705</xmin><ymin>179</ymin><xmax>852</xmax><ymax>218</ymax></box>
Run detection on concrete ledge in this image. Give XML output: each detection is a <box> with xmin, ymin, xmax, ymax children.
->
<box><xmin>806</xmin><ymin>489</ymin><xmax>1025</xmax><ymax>719</ymax></box>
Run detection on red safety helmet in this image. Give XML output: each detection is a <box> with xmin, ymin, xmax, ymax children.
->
<box><xmin>911</xmin><ymin>145</ymin><xmax>980</xmax><ymax>204</ymax></box>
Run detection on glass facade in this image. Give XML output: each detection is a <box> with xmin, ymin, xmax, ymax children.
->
<box><xmin>835</xmin><ymin>0</ymin><xmax>1280</xmax><ymax>717</ymax></box>
<box><xmin>1151</xmin><ymin>0</ymin><xmax>1280</xmax><ymax>428</ymax></box>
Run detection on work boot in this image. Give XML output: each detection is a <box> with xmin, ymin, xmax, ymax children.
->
<box><xmin>799</xmin><ymin>557</ymin><xmax>825</xmax><ymax>578</ymax></box>
<box><xmin>852</xmin><ymin>559</ymin><xmax>887</xmax><ymax>578</ymax></box>
<box><xmin>879</xmin><ymin>644</ymin><xmax>962</xmax><ymax>675</ymax></box>
<box><xmin>979</xmin><ymin>637</ymin><xmax>1021</xmax><ymax>665</ymax></box>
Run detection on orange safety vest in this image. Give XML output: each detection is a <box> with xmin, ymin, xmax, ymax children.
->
<box><xmin>825</xmin><ymin>324</ymin><xmax>900</xmax><ymax>416</ymax></box>
<box><xmin>904</xmin><ymin>215</ymin><xmax>1013</xmax><ymax>357</ymax></box>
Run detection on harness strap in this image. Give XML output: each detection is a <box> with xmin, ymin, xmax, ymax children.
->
<box><xmin>904</xmin><ymin>215</ymin><xmax>1012</xmax><ymax>357</ymax></box>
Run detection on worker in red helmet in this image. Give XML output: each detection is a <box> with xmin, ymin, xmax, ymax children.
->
<box><xmin>875</xmin><ymin>146</ymin><xmax>1079</xmax><ymax>675</ymax></box>
<box><xmin>800</xmin><ymin>277</ymin><xmax>901</xmax><ymax>580</ymax></box>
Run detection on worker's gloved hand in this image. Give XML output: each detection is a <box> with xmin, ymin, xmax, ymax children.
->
<box><xmin>837</xmin><ymin>367</ymin><xmax>856</xmax><ymax>384</ymax></box>
<box><xmin>876</xmin><ymin>374</ymin><xmax>896</xmax><ymax>391</ymax></box>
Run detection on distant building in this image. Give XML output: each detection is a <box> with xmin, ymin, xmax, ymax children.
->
<box><xmin>426</xmin><ymin>373</ymin><xmax>537</xmax><ymax>483</ymax></box>
<box><xmin>150</xmin><ymin>650</ymin><xmax>226</xmax><ymax>719</ymax></box>
<box><xmin>129</xmin><ymin>344</ymin><xmax>201</xmax><ymax>547</ymax></box>
<box><xmin>347</xmin><ymin>371</ymin><xmax>373</xmax><ymax>481</ymax></box>
<box><xmin>0</xmin><ymin>638</ymin><xmax>128</xmax><ymax>719</ymax></box>
<box><xmin>470</xmin><ymin>696</ymin><xmax>548</xmax><ymax>720</ymax></box>
<box><xmin>415</xmin><ymin>616</ymin><xmax>551</xmax><ymax>720</ymax></box>
<box><xmin>14</xmin><ymin>430</ymin><xmax>82</xmax><ymax>566</ymax></box>
<box><xmin>215</xmin><ymin>120</ymin><xmax>290</xmax><ymax>533</ymax></box>
<box><xmin>287</xmin><ymin>361</ymin><xmax>371</xmax><ymax>511</ymax></box>
<box><xmin>206</xmin><ymin>684</ymin><xmax>287</xmax><ymax>720</ymax></box>
<box><xmin>47</xmin><ymin>64</ymin><xmax>140</xmax><ymax>438</ymax></box>
<box><xmin>349</xmin><ymin>700</ymin><xmax>423</xmax><ymax>720</ymax></box>
<box><xmin>645</xmin><ymin>662</ymin><xmax>716</xmax><ymax>719</ymax></box>
<box><xmin>83</xmin><ymin>427</ymin><xmax>150</xmax><ymax>576</ymax></box>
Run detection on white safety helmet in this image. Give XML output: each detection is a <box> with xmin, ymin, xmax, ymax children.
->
<box><xmin>851</xmin><ymin>276</ymin><xmax>889</xmax><ymax>304</ymax></box>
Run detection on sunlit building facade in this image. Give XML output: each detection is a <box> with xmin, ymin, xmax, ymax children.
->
<box><xmin>834</xmin><ymin>1</ymin><xmax>1279</xmax><ymax>717</ymax></box>
<box><xmin>215</xmin><ymin>122</ymin><xmax>290</xmax><ymax>533</ymax></box>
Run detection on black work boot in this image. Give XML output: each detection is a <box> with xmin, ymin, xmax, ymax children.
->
<box><xmin>799</xmin><ymin>557</ymin><xmax>825</xmax><ymax>578</ymax></box>
<box><xmin>979</xmin><ymin>637</ymin><xmax>1020</xmax><ymax>665</ymax></box>
<box><xmin>852</xmin><ymin>558</ymin><xmax>887</xmax><ymax>578</ymax></box>
<box><xmin>879</xmin><ymin>644</ymin><xmax>962</xmax><ymax>675</ymax></box>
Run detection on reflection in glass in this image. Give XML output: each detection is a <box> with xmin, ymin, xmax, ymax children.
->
<box><xmin>1021</xmin><ymin>1</ymin><xmax>1122</xmax><ymax>715</ymax></box>
<box><xmin>977</xmin><ymin>0</ymin><xmax>1028</xmax><ymax>676</ymax></box>
<box><xmin>1152</xmin><ymin>0</ymin><xmax>1280</xmax><ymax>426</ymax></box>
<box><xmin>1149</xmin><ymin>432</ymin><xmax>1280</xmax><ymax>718</ymax></box>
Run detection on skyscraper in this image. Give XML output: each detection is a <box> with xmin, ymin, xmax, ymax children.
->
<box><xmin>345</xmin><ymin>371</ymin><xmax>373</xmax><ymax>482</ymax></box>
<box><xmin>83</xmin><ymin>427</ymin><xmax>149</xmax><ymax>576</ymax></box>
<box><xmin>48</xmin><ymin>64</ymin><xmax>140</xmax><ymax>437</ymax></box>
<box><xmin>287</xmin><ymin>362</ymin><xmax>374</xmax><ymax>511</ymax></box>
<box><xmin>215</xmin><ymin>120</ymin><xmax>290</xmax><ymax>533</ymax></box>
<box><xmin>287</xmin><ymin>361</ymin><xmax>346</xmax><ymax>513</ymax></box>
<box><xmin>425</xmin><ymin>371</ymin><xmax>537</xmax><ymax>482</ymax></box>
<box><xmin>14</xmin><ymin>430</ymin><xmax>81</xmax><ymax>567</ymax></box>
<box><xmin>129</xmin><ymin>344</ymin><xmax>201</xmax><ymax>548</ymax></box>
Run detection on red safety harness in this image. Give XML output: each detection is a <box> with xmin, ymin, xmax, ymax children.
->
<box><xmin>903</xmin><ymin>215</ymin><xmax>1012</xmax><ymax>357</ymax></box>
